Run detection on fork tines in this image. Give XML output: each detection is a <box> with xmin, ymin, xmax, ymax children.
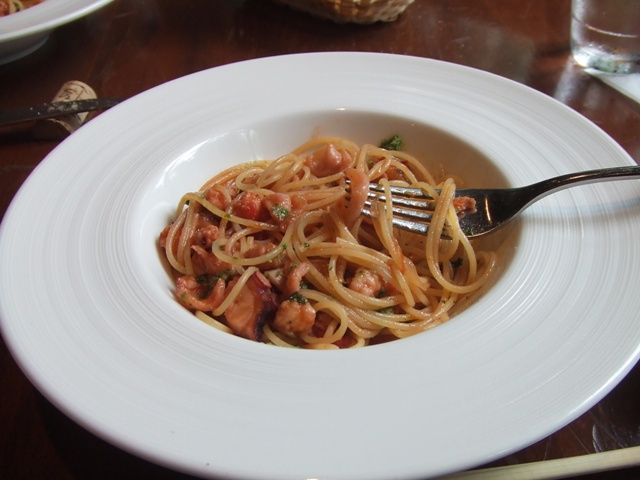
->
<box><xmin>348</xmin><ymin>183</ymin><xmax>440</xmax><ymax>235</ymax></box>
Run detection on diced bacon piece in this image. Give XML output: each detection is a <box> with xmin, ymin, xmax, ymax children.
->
<box><xmin>191</xmin><ymin>245</ymin><xmax>232</xmax><ymax>276</ymax></box>
<box><xmin>231</xmin><ymin>191</ymin><xmax>267</xmax><ymax>221</ymax></box>
<box><xmin>175</xmin><ymin>275</ymin><xmax>225</xmax><ymax>312</ymax></box>
<box><xmin>224</xmin><ymin>272</ymin><xmax>277</xmax><ymax>341</ymax></box>
<box><xmin>263</xmin><ymin>193</ymin><xmax>292</xmax><ymax>223</ymax></box>
<box><xmin>273</xmin><ymin>297</ymin><xmax>316</xmax><ymax>333</ymax></box>
<box><xmin>283</xmin><ymin>262</ymin><xmax>311</xmax><ymax>298</ymax></box>
<box><xmin>305</xmin><ymin>144</ymin><xmax>353</xmax><ymax>177</ymax></box>
<box><xmin>452</xmin><ymin>196</ymin><xmax>477</xmax><ymax>216</ymax></box>
<box><xmin>348</xmin><ymin>268</ymin><xmax>383</xmax><ymax>297</ymax></box>
<box><xmin>204</xmin><ymin>181</ymin><xmax>238</xmax><ymax>211</ymax></box>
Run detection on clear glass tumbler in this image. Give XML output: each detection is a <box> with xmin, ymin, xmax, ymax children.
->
<box><xmin>571</xmin><ymin>0</ymin><xmax>640</xmax><ymax>73</ymax></box>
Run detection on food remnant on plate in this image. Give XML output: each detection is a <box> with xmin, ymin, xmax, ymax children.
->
<box><xmin>0</xmin><ymin>0</ymin><xmax>44</xmax><ymax>16</ymax></box>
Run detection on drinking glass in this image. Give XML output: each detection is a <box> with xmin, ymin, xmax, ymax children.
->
<box><xmin>571</xmin><ymin>0</ymin><xmax>640</xmax><ymax>73</ymax></box>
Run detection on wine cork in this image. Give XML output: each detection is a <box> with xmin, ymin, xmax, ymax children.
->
<box><xmin>34</xmin><ymin>81</ymin><xmax>97</xmax><ymax>140</ymax></box>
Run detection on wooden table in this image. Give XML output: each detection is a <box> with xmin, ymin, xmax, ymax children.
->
<box><xmin>1</xmin><ymin>1</ymin><xmax>639</xmax><ymax>478</ymax></box>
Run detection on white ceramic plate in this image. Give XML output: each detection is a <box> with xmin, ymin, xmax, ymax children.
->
<box><xmin>0</xmin><ymin>0</ymin><xmax>112</xmax><ymax>64</ymax></box>
<box><xmin>2</xmin><ymin>53</ymin><xmax>640</xmax><ymax>480</ymax></box>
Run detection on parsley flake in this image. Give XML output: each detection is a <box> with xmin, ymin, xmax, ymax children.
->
<box><xmin>288</xmin><ymin>291</ymin><xmax>308</xmax><ymax>304</ymax></box>
<box><xmin>380</xmin><ymin>134</ymin><xmax>403</xmax><ymax>151</ymax></box>
<box><xmin>272</xmin><ymin>204</ymin><xmax>290</xmax><ymax>221</ymax></box>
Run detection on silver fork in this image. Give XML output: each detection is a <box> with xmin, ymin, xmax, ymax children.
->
<box><xmin>359</xmin><ymin>165</ymin><xmax>640</xmax><ymax>238</ymax></box>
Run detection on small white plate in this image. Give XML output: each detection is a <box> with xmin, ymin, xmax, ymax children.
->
<box><xmin>2</xmin><ymin>53</ymin><xmax>640</xmax><ymax>479</ymax></box>
<box><xmin>0</xmin><ymin>0</ymin><xmax>112</xmax><ymax>64</ymax></box>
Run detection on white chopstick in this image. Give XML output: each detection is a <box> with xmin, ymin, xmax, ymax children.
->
<box><xmin>440</xmin><ymin>445</ymin><xmax>640</xmax><ymax>480</ymax></box>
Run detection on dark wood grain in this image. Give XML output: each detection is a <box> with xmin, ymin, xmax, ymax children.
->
<box><xmin>1</xmin><ymin>1</ymin><xmax>639</xmax><ymax>479</ymax></box>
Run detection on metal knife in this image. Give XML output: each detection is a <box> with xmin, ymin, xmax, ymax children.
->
<box><xmin>0</xmin><ymin>98</ymin><xmax>122</xmax><ymax>127</ymax></box>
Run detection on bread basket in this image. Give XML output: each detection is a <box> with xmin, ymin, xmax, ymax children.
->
<box><xmin>273</xmin><ymin>0</ymin><xmax>415</xmax><ymax>24</ymax></box>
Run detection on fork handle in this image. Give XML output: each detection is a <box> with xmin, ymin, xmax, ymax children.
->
<box><xmin>528</xmin><ymin>165</ymin><xmax>640</xmax><ymax>202</ymax></box>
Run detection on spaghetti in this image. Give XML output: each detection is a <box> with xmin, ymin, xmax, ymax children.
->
<box><xmin>160</xmin><ymin>136</ymin><xmax>497</xmax><ymax>349</ymax></box>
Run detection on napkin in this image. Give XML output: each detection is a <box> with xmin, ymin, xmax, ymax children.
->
<box><xmin>587</xmin><ymin>69</ymin><xmax>640</xmax><ymax>104</ymax></box>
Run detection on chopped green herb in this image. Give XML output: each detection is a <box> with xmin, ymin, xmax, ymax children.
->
<box><xmin>196</xmin><ymin>270</ymin><xmax>232</xmax><ymax>287</ymax></box>
<box><xmin>288</xmin><ymin>291</ymin><xmax>308</xmax><ymax>304</ymax></box>
<box><xmin>377</xmin><ymin>307</ymin><xmax>395</xmax><ymax>314</ymax></box>
<box><xmin>272</xmin><ymin>204</ymin><xmax>290</xmax><ymax>221</ymax></box>
<box><xmin>380</xmin><ymin>134</ymin><xmax>403</xmax><ymax>151</ymax></box>
<box><xmin>303</xmin><ymin>242</ymin><xmax>310</xmax><ymax>248</ymax></box>
<box><xmin>462</xmin><ymin>226</ymin><xmax>477</xmax><ymax>236</ymax></box>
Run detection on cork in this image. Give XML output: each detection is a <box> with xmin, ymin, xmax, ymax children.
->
<box><xmin>33</xmin><ymin>81</ymin><xmax>97</xmax><ymax>140</ymax></box>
